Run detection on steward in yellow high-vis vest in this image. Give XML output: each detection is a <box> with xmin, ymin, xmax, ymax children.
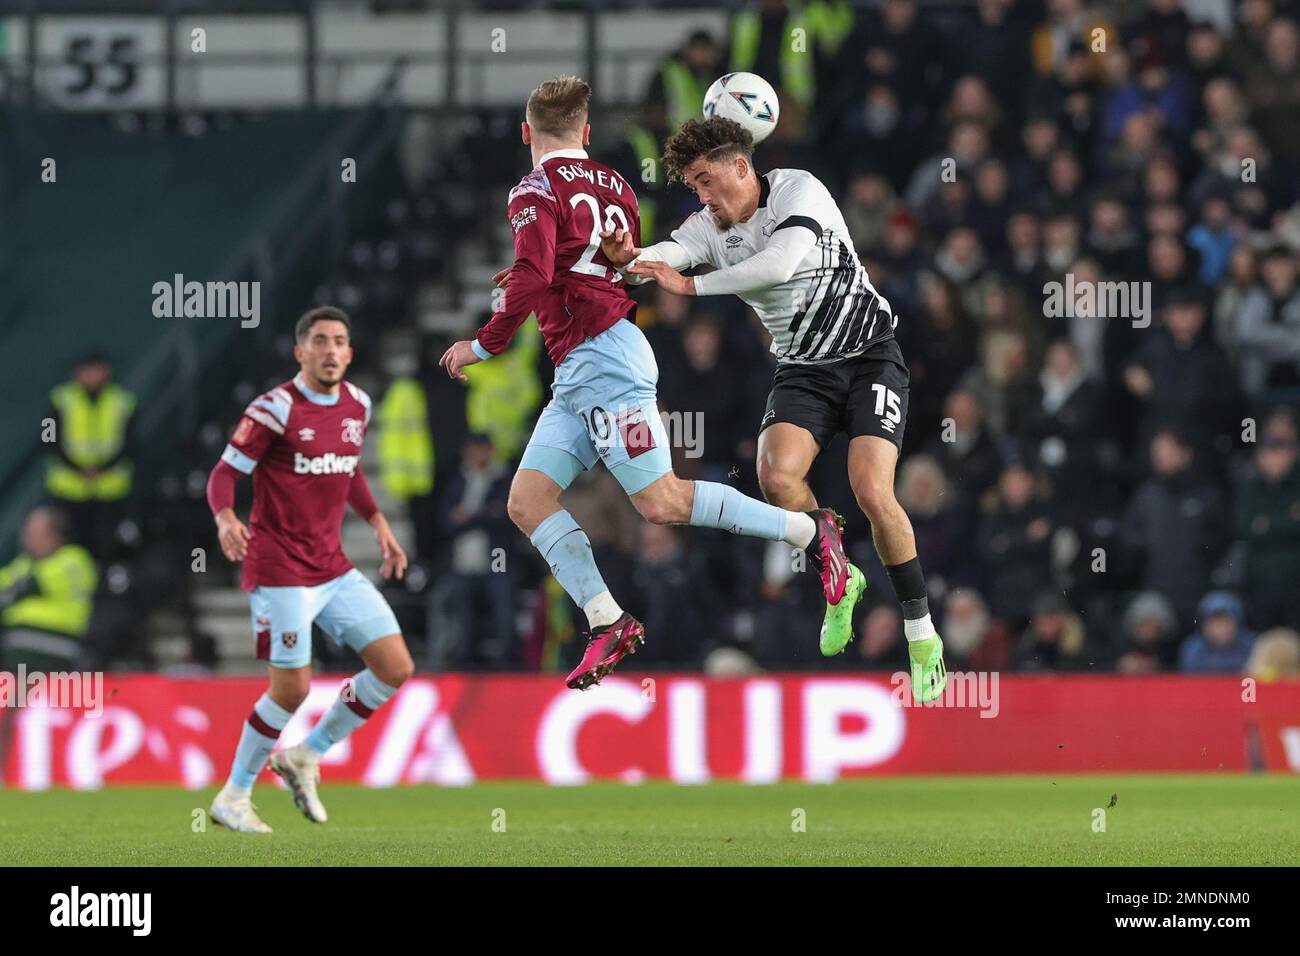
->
<box><xmin>464</xmin><ymin>319</ymin><xmax>542</xmax><ymax>464</ymax></box>
<box><xmin>647</xmin><ymin>30</ymin><xmax>723</xmax><ymax>131</ymax></box>
<box><xmin>0</xmin><ymin>507</ymin><xmax>98</xmax><ymax>672</ymax></box>
<box><xmin>376</xmin><ymin>377</ymin><xmax>435</xmax><ymax>502</ymax></box>
<box><xmin>46</xmin><ymin>354</ymin><xmax>137</xmax><ymax>503</ymax></box>
<box><xmin>728</xmin><ymin>0</ymin><xmax>854</xmax><ymax>110</ymax></box>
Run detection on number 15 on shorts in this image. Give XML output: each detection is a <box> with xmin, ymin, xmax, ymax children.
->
<box><xmin>872</xmin><ymin>383</ymin><xmax>902</xmax><ymax>435</ymax></box>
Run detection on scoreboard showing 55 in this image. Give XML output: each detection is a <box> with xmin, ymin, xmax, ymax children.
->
<box><xmin>35</xmin><ymin>17</ymin><xmax>165</xmax><ymax>108</ymax></box>
<box><xmin>64</xmin><ymin>33</ymin><xmax>137</xmax><ymax>97</ymax></box>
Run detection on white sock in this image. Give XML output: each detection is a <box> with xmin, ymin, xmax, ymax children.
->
<box><xmin>221</xmin><ymin>781</ymin><xmax>251</xmax><ymax>799</ymax></box>
<box><xmin>904</xmin><ymin>613</ymin><xmax>935</xmax><ymax>643</ymax></box>
<box><xmin>783</xmin><ymin>512</ymin><xmax>816</xmax><ymax>550</ymax></box>
<box><xmin>583</xmin><ymin>590</ymin><xmax>623</xmax><ymax>628</ymax></box>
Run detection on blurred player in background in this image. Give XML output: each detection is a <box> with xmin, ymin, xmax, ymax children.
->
<box><xmin>605</xmin><ymin>116</ymin><xmax>947</xmax><ymax>701</ymax></box>
<box><xmin>440</xmin><ymin>76</ymin><xmax>857</xmax><ymax>691</ymax></box>
<box><xmin>205</xmin><ymin>306</ymin><xmax>412</xmax><ymax>832</ymax></box>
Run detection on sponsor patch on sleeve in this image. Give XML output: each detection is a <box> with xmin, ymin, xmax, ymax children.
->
<box><xmin>233</xmin><ymin>416</ymin><xmax>255</xmax><ymax>445</ymax></box>
<box><xmin>510</xmin><ymin>205</ymin><xmax>538</xmax><ymax>234</ymax></box>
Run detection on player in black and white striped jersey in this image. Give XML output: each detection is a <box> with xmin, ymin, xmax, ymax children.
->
<box><xmin>602</xmin><ymin>117</ymin><xmax>947</xmax><ymax>700</ymax></box>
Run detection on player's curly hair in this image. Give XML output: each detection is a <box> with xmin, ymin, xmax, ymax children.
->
<box><xmin>661</xmin><ymin>117</ymin><xmax>754</xmax><ymax>184</ymax></box>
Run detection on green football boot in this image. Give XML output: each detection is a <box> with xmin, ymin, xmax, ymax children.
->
<box><xmin>819</xmin><ymin>563</ymin><xmax>866</xmax><ymax>656</ymax></box>
<box><xmin>908</xmin><ymin>633</ymin><xmax>948</xmax><ymax>703</ymax></box>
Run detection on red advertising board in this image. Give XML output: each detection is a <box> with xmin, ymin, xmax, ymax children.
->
<box><xmin>2</xmin><ymin>674</ymin><xmax>1298</xmax><ymax>789</ymax></box>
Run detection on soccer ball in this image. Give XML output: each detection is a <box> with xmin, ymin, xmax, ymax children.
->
<box><xmin>702</xmin><ymin>72</ymin><xmax>780</xmax><ymax>144</ymax></box>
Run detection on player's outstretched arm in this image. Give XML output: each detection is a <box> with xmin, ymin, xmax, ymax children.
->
<box><xmin>688</xmin><ymin>226</ymin><xmax>817</xmax><ymax>296</ymax></box>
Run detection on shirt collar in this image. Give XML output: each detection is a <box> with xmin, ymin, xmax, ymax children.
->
<box><xmin>537</xmin><ymin>147</ymin><xmax>588</xmax><ymax>165</ymax></box>
<box><xmin>758</xmin><ymin>173</ymin><xmax>771</xmax><ymax>209</ymax></box>
<box><xmin>293</xmin><ymin>373</ymin><xmax>340</xmax><ymax>406</ymax></box>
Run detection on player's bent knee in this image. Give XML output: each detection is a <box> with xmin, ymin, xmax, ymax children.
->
<box><xmin>506</xmin><ymin>490</ymin><xmax>533</xmax><ymax>533</ymax></box>
<box><xmin>377</xmin><ymin>646</ymin><xmax>415</xmax><ymax>687</ymax></box>
<box><xmin>269</xmin><ymin>668</ymin><xmax>311</xmax><ymax>710</ymax></box>
<box><xmin>757</xmin><ymin>464</ymin><xmax>800</xmax><ymax>503</ymax></box>
<box><xmin>852</xmin><ymin>477</ymin><xmax>895</xmax><ymax>521</ymax></box>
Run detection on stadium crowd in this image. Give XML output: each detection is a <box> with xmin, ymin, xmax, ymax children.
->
<box><xmin>386</xmin><ymin>0</ymin><xmax>1300</xmax><ymax>678</ymax></box>
<box><xmin>10</xmin><ymin>0</ymin><xmax>1300</xmax><ymax>681</ymax></box>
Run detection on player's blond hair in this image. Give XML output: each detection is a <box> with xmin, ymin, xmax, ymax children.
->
<box><xmin>525</xmin><ymin>75</ymin><xmax>591</xmax><ymax>139</ymax></box>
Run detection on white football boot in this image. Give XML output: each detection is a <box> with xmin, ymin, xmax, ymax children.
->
<box><xmin>270</xmin><ymin>743</ymin><xmax>328</xmax><ymax>824</ymax></box>
<box><xmin>210</xmin><ymin>787</ymin><xmax>273</xmax><ymax>833</ymax></box>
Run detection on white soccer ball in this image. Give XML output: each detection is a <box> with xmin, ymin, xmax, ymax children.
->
<box><xmin>702</xmin><ymin>72</ymin><xmax>780</xmax><ymax>144</ymax></box>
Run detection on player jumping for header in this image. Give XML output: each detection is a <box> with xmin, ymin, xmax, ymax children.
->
<box><xmin>439</xmin><ymin>76</ymin><xmax>858</xmax><ymax>691</ymax></box>
<box><xmin>602</xmin><ymin>117</ymin><xmax>947</xmax><ymax>702</ymax></box>
<box><xmin>206</xmin><ymin>306</ymin><xmax>413</xmax><ymax>832</ymax></box>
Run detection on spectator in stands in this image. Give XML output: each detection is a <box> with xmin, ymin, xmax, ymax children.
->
<box><xmin>904</xmin><ymin>273</ymin><xmax>978</xmax><ymax>432</ymax></box>
<box><xmin>1245</xmin><ymin>628</ymin><xmax>1300</xmax><ymax>680</ymax></box>
<box><xmin>1245</xmin><ymin>18</ymin><xmax>1300</xmax><ymax>164</ymax></box>
<box><xmin>45</xmin><ymin>351</ymin><xmax>137</xmax><ymax>559</ymax></box>
<box><xmin>0</xmin><ymin>506</ymin><xmax>97</xmax><ymax>673</ymax></box>
<box><xmin>855</xmin><ymin>601</ymin><xmax>905</xmax><ymax>670</ymax></box>
<box><xmin>1122</xmin><ymin>428</ymin><xmax>1229</xmax><ymax>629</ymax></box>
<box><xmin>1022</xmin><ymin>339</ymin><xmax>1103</xmax><ymax>513</ymax></box>
<box><xmin>939</xmin><ymin>586</ymin><xmax>1012</xmax><ymax>672</ymax></box>
<box><xmin>1186</xmin><ymin>194</ymin><xmax>1239</xmax><ymax>287</ymax></box>
<box><xmin>1122</xmin><ymin>286</ymin><xmax>1239</xmax><ymax>460</ymax></box>
<box><xmin>1225</xmin><ymin>0</ymin><xmax>1277</xmax><ymax>79</ymax></box>
<box><xmin>924</xmin><ymin>388</ymin><xmax>1004</xmax><ymax>507</ymax></box>
<box><xmin>1115</xmin><ymin>590</ymin><xmax>1179</xmax><ymax>673</ymax></box>
<box><xmin>958</xmin><ymin>328</ymin><xmax>1035</xmax><ymax>437</ymax></box>
<box><xmin>1185</xmin><ymin>19</ymin><xmax>1230</xmax><ymax>91</ymax></box>
<box><xmin>895</xmin><ymin>454</ymin><xmax>964</xmax><ymax>585</ymax></box>
<box><xmin>1085</xmin><ymin>194</ymin><xmax>1143</xmax><ymax>278</ymax></box>
<box><xmin>435</xmin><ymin>434</ymin><xmax>515</xmax><ymax>666</ymax></box>
<box><xmin>623</xmin><ymin>523</ymin><xmax>717</xmax><ymax>667</ymax></box>
<box><xmin>1212</xmin><ymin>242</ymin><xmax>1259</xmax><ymax>360</ymax></box>
<box><xmin>1103</xmin><ymin>34</ymin><xmax>1194</xmax><ymax>143</ymax></box>
<box><xmin>842</xmin><ymin>170</ymin><xmax>898</xmax><ymax>257</ymax></box>
<box><xmin>976</xmin><ymin>462</ymin><xmax>1057</xmax><ymax>627</ymax></box>
<box><xmin>1178</xmin><ymin>591</ymin><xmax>1256</xmax><ymax>673</ymax></box>
<box><xmin>658</xmin><ymin>315</ymin><xmax>751</xmax><ymax>482</ymax></box>
<box><xmin>1013</xmin><ymin>592</ymin><xmax>1094</xmax><ymax>671</ymax></box>
<box><xmin>1234</xmin><ymin>245</ymin><xmax>1300</xmax><ymax>396</ymax></box>
<box><xmin>1234</xmin><ymin>408</ymin><xmax>1300</xmax><ymax>630</ymax></box>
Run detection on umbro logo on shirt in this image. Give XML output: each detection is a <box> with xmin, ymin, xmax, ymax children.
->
<box><xmin>726</xmin><ymin>234</ymin><xmax>743</xmax><ymax>246</ymax></box>
<box><xmin>298</xmin><ymin>428</ymin><xmax>315</xmax><ymax>442</ymax></box>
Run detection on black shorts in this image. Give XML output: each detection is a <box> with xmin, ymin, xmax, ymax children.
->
<box><xmin>759</xmin><ymin>337</ymin><xmax>910</xmax><ymax>450</ymax></box>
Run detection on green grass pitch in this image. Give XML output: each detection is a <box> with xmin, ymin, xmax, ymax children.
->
<box><xmin>1</xmin><ymin>775</ymin><xmax>1295</xmax><ymax>866</ymax></box>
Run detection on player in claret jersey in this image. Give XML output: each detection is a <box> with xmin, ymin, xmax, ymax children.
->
<box><xmin>439</xmin><ymin>76</ymin><xmax>855</xmax><ymax>691</ymax></box>
<box><xmin>205</xmin><ymin>306</ymin><xmax>413</xmax><ymax>833</ymax></box>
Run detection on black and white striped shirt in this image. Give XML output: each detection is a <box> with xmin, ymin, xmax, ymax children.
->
<box><xmin>669</xmin><ymin>169</ymin><xmax>897</xmax><ymax>365</ymax></box>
